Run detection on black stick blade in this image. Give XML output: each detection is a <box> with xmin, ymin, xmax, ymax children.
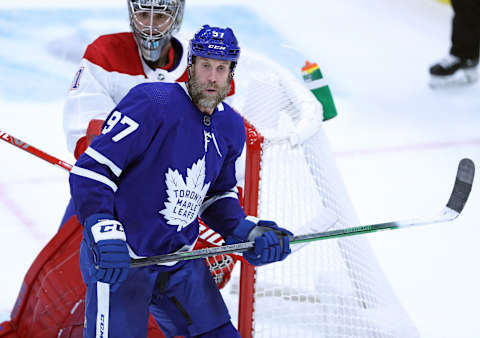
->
<box><xmin>446</xmin><ymin>158</ymin><xmax>475</xmax><ymax>213</ymax></box>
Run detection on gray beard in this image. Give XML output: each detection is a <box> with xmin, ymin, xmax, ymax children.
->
<box><xmin>187</xmin><ymin>72</ymin><xmax>231</xmax><ymax>113</ymax></box>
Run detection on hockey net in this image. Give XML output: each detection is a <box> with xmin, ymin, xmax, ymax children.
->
<box><xmin>222</xmin><ymin>50</ymin><xmax>419</xmax><ymax>338</ymax></box>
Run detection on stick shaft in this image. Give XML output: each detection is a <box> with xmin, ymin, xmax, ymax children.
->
<box><xmin>131</xmin><ymin>158</ymin><xmax>474</xmax><ymax>268</ymax></box>
<box><xmin>129</xmin><ymin>212</ymin><xmax>454</xmax><ymax>267</ymax></box>
<box><xmin>1</xmin><ymin>131</ymin><xmax>472</xmax><ymax>270</ymax></box>
<box><xmin>0</xmin><ymin>130</ymin><xmax>72</xmax><ymax>172</ymax></box>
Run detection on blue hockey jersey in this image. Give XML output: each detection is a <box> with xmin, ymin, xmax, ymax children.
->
<box><xmin>69</xmin><ymin>82</ymin><xmax>246</xmax><ymax>261</ymax></box>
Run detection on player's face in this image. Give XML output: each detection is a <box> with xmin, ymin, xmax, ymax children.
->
<box><xmin>193</xmin><ymin>57</ymin><xmax>231</xmax><ymax>89</ymax></box>
<box><xmin>188</xmin><ymin>57</ymin><xmax>232</xmax><ymax>114</ymax></box>
<box><xmin>132</xmin><ymin>10</ymin><xmax>174</xmax><ymax>36</ymax></box>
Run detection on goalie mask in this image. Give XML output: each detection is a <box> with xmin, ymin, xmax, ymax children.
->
<box><xmin>127</xmin><ymin>0</ymin><xmax>185</xmax><ymax>63</ymax></box>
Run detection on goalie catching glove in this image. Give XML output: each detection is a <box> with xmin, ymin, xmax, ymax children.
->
<box><xmin>83</xmin><ymin>214</ymin><xmax>130</xmax><ymax>290</ymax></box>
<box><xmin>227</xmin><ymin>216</ymin><xmax>293</xmax><ymax>266</ymax></box>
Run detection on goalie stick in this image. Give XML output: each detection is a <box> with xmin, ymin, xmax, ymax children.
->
<box><xmin>130</xmin><ymin>158</ymin><xmax>474</xmax><ymax>267</ymax></box>
<box><xmin>0</xmin><ymin>129</ymin><xmax>474</xmax><ymax>268</ymax></box>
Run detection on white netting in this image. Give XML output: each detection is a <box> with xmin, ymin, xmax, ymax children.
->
<box><xmin>223</xmin><ymin>50</ymin><xmax>419</xmax><ymax>338</ymax></box>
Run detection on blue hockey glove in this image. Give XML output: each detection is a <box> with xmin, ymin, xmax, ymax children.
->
<box><xmin>83</xmin><ymin>214</ymin><xmax>130</xmax><ymax>290</ymax></box>
<box><xmin>226</xmin><ymin>216</ymin><xmax>293</xmax><ymax>266</ymax></box>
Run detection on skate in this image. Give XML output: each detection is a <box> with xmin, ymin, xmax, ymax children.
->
<box><xmin>429</xmin><ymin>54</ymin><xmax>478</xmax><ymax>88</ymax></box>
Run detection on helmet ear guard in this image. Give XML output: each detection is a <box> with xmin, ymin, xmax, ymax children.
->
<box><xmin>188</xmin><ymin>25</ymin><xmax>241</xmax><ymax>72</ymax></box>
<box><xmin>127</xmin><ymin>0</ymin><xmax>185</xmax><ymax>63</ymax></box>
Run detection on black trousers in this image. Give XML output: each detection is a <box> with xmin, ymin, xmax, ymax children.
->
<box><xmin>450</xmin><ymin>0</ymin><xmax>480</xmax><ymax>59</ymax></box>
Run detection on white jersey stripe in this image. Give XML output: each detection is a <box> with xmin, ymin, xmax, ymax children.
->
<box><xmin>85</xmin><ymin>147</ymin><xmax>123</xmax><ymax>177</ymax></box>
<box><xmin>71</xmin><ymin>166</ymin><xmax>118</xmax><ymax>192</ymax></box>
<box><xmin>96</xmin><ymin>282</ymin><xmax>110</xmax><ymax>338</ymax></box>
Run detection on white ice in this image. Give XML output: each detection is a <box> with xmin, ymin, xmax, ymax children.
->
<box><xmin>0</xmin><ymin>1</ymin><xmax>479</xmax><ymax>337</ymax></box>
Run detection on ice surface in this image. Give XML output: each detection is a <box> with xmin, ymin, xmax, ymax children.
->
<box><xmin>0</xmin><ymin>1</ymin><xmax>479</xmax><ymax>337</ymax></box>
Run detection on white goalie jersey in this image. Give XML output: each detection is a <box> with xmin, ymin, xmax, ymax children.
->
<box><xmin>62</xmin><ymin>32</ymin><xmax>189</xmax><ymax>157</ymax></box>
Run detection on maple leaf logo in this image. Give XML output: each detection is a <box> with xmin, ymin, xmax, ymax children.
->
<box><xmin>159</xmin><ymin>156</ymin><xmax>211</xmax><ymax>232</ymax></box>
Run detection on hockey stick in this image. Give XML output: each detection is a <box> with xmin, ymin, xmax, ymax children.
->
<box><xmin>0</xmin><ymin>130</ymin><xmax>72</xmax><ymax>172</ymax></box>
<box><xmin>1</xmin><ymin>130</ymin><xmax>473</xmax><ymax>268</ymax></box>
<box><xmin>130</xmin><ymin>158</ymin><xmax>474</xmax><ymax>267</ymax></box>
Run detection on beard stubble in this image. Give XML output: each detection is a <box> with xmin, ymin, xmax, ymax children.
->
<box><xmin>187</xmin><ymin>69</ymin><xmax>232</xmax><ymax>113</ymax></box>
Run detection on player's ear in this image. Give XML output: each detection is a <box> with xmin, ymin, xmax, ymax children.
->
<box><xmin>229</xmin><ymin>61</ymin><xmax>235</xmax><ymax>78</ymax></box>
<box><xmin>187</xmin><ymin>56</ymin><xmax>196</xmax><ymax>81</ymax></box>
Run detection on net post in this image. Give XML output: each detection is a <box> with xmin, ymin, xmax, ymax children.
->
<box><xmin>238</xmin><ymin>121</ymin><xmax>263</xmax><ymax>338</ymax></box>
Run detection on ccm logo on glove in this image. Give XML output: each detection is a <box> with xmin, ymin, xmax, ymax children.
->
<box><xmin>91</xmin><ymin>219</ymin><xmax>126</xmax><ymax>242</ymax></box>
<box><xmin>83</xmin><ymin>214</ymin><xmax>131</xmax><ymax>290</ymax></box>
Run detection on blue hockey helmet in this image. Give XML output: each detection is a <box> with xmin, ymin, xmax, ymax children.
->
<box><xmin>188</xmin><ymin>25</ymin><xmax>241</xmax><ymax>71</ymax></box>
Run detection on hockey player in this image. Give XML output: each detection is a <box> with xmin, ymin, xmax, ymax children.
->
<box><xmin>60</xmin><ymin>0</ymin><xmax>238</xmax><ymax>289</ymax></box>
<box><xmin>64</xmin><ymin>0</ymin><xmax>189</xmax><ymax>161</ymax></box>
<box><xmin>69</xmin><ymin>25</ymin><xmax>293</xmax><ymax>338</ymax></box>
<box><xmin>63</xmin><ymin>0</ymin><xmax>190</xmax><ymax>157</ymax></box>
<box><xmin>429</xmin><ymin>0</ymin><xmax>479</xmax><ymax>88</ymax></box>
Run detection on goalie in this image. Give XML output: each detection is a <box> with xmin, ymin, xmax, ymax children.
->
<box><xmin>60</xmin><ymin>0</ymin><xmax>240</xmax><ymax>296</ymax></box>
<box><xmin>0</xmin><ymin>1</ymin><xmax>333</xmax><ymax>337</ymax></box>
<box><xmin>0</xmin><ymin>1</ymin><xmax>240</xmax><ymax>337</ymax></box>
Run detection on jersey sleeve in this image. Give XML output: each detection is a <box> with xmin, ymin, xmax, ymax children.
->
<box><xmin>63</xmin><ymin>56</ymin><xmax>118</xmax><ymax>154</ymax></box>
<box><xmin>69</xmin><ymin>84</ymin><xmax>160</xmax><ymax>224</ymax></box>
<box><xmin>199</xmin><ymin>117</ymin><xmax>246</xmax><ymax>239</ymax></box>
